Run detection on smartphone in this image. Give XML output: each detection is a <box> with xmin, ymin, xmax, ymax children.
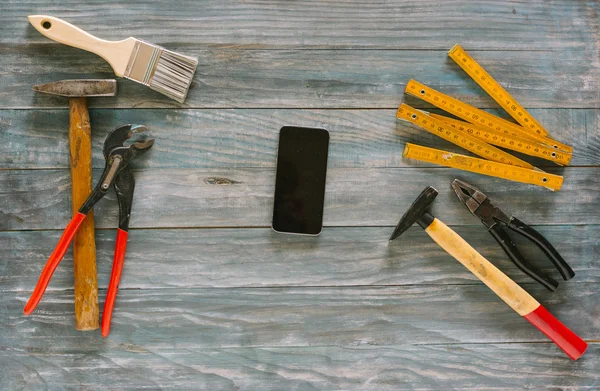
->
<box><xmin>272</xmin><ymin>126</ymin><xmax>330</xmax><ymax>236</ymax></box>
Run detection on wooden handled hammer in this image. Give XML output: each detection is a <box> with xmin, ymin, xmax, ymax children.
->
<box><xmin>389</xmin><ymin>186</ymin><xmax>587</xmax><ymax>360</ymax></box>
<box><xmin>33</xmin><ymin>79</ymin><xmax>117</xmax><ymax>330</ymax></box>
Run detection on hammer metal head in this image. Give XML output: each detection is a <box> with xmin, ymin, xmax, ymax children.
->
<box><xmin>32</xmin><ymin>79</ymin><xmax>117</xmax><ymax>98</ymax></box>
<box><xmin>389</xmin><ymin>186</ymin><xmax>438</xmax><ymax>241</ymax></box>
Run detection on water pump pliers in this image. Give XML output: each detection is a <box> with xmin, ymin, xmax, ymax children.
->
<box><xmin>24</xmin><ymin>124</ymin><xmax>154</xmax><ymax>337</ymax></box>
<box><xmin>451</xmin><ymin>179</ymin><xmax>574</xmax><ymax>292</ymax></box>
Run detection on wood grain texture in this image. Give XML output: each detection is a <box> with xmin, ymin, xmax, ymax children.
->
<box><xmin>2</xmin><ymin>0</ymin><xmax>600</xmax><ymax>388</ymax></box>
<box><xmin>1</xmin><ymin>344</ymin><xmax>599</xmax><ymax>390</ymax></box>
<box><xmin>2</xmin><ymin>226</ymin><xmax>598</xmax><ymax>292</ymax></box>
<box><xmin>68</xmin><ymin>97</ymin><xmax>99</xmax><ymax>330</ymax></box>
<box><xmin>3</xmin><ymin>284</ymin><xmax>597</xmax><ymax>349</ymax></box>
<box><xmin>2</xmin><ymin>167</ymin><xmax>599</xmax><ymax>231</ymax></box>
<box><xmin>2</xmin><ymin>0</ymin><xmax>599</xmax><ymax>50</ymax></box>
<box><xmin>1</xmin><ymin>47</ymin><xmax>599</xmax><ymax>109</ymax></box>
<box><xmin>1</xmin><ymin>108</ymin><xmax>598</xmax><ymax>169</ymax></box>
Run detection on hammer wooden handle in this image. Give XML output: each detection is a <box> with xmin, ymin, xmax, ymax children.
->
<box><xmin>424</xmin><ymin>217</ymin><xmax>587</xmax><ymax>360</ymax></box>
<box><xmin>69</xmin><ymin>97</ymin><xmax>99</xmax><ymax>330</ymax></box>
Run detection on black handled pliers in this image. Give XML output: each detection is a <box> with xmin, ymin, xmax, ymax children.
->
<box><xmin>451</xmin><ymin>179</ymin><xmax>574</xmax><ymax>291</ymax></box>
<box><xmin>24</xmin><ymin>124</ymin><xmax>154</xmax><ymax>337</ymax></box>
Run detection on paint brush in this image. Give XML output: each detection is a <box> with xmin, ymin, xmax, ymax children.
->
<box><xmin>28</xmin><ymin>15</ymin><xmax>198</xmax><ymax>103</ymax></box>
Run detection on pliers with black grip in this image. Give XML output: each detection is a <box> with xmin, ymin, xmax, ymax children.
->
<box><xmin>451</xmin><ymin>179</ymin><xmax>574</xmax><ymax>291</ymax></box>
<box><xmin>24</xmin><ymin>124</ymin><xmax>154</xmax><ymax>337</ymax></box>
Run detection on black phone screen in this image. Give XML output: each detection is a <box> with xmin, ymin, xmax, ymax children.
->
<box><xmin>272</xmin><ymin>126</ymin><xmax>329</xmax><ymax>235</ymax></box>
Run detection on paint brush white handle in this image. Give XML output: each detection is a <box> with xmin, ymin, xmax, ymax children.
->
<box><xmin>27</xmin><ymin>15</ymin><xmax>136</xmax><ymax>76</ymax></box>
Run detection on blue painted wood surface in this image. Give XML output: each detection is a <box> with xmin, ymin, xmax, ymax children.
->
<box><xmin>1</xmin><ymin>1</ymin><xmax>599</xmax><ymax>389</ymax></box>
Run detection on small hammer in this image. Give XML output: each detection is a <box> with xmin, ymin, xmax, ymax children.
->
<box><xmin>389</xmin><ymin>186</ymin><xmax>587</xmax><ymax>360</ymax></box>
<box><xmin>33</xmin><ymin>79</ymin><xmax>117</xmax><ymax>331</ymax></box>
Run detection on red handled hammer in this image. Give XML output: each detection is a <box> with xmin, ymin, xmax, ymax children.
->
<box><xmin>390</xmin><ymin>186</ymin><xmax>587</xmax><ymax>360</ymax></box>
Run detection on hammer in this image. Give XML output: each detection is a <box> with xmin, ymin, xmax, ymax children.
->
<box><xmin>389</xmin><ymin>186</ymin><xmax>587</xmax><ymax>360</ymax></box>
<box><xmin>33</xmin><ymin>79</ymin><xmax>117</xmax><ymax>331</ymax></box>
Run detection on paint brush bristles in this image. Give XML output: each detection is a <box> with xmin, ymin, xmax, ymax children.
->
<box><xmin>124</xmin><ymin>40</ymin><xmax>198</xmax><ymax>103</ymax></box>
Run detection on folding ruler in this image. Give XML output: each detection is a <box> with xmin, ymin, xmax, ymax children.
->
<box><xmin>398</xmin><ymin>44</ymin><xmax>572</xmax><ymax>190</ymax></box>
<box><xmin>403</xmin><ymin>143</ymin><xmax>563</xmax><ymax>191</ymax></box>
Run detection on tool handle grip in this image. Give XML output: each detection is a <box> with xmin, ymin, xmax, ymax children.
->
<box><xmin>424</xmin><ymin>218</ymin><xmax>586</xmax><ymax>360</ymax></box>
<box><xmin>489</xmin><ymin>224</ymin><xmax>558</xmax><ymax>292</ymax></box>
<box><xmin>27</xmin><ymin>15</ymin><xmax>135</xmax><ymax>76</ymax></box>
<box><xmin>425</xmin><ymin>218</ymin><xmax>540</xmax><ymax>315</ymax></box>
<box><xmin>507</xmin><ymin>217</ymin><xmax>575</xmax><ymax>280</ymax></box>
<box><xmin>69</xmin><ymin>97</ymin><xmax>99</xmax><ymax>331</ymax></box>
<box><xmin>101</xmin><ymin>229</ymin><xmax>129</xmax><ymax>338</ymax></box>
<box><xmin>524</xmin><ymin>304</ymin><xmax>588</xmax><ymax>360</ymax></box>
<box><xmin>24</xmin><ymin>212</ymin><xmax>87</xmax><ymax>315</ymax></box>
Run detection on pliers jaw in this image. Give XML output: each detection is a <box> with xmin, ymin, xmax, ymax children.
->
<box><xmin>451</xmin><ymin>178</ymin><xmax>574</xmax><ymax>292</ymax></box>
<box><xmin>79</xmin><ymin>125</ymin><xmax>154</xmax><ymax>215</ymax></box>
<box><xmin>451</xmin><ymin>179</ymin><xmax>510</xmax><ymax>229</ymax></box>
<box><xmin>103</xmin><ymin>124</ymin><xmax>154</xmax><ymax>159</ymax></box>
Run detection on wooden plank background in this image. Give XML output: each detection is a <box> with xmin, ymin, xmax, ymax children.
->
<box><xmin>1</xmin><ymin>0</ymin><xmax>599</xmax><ymax>389</ymax></box>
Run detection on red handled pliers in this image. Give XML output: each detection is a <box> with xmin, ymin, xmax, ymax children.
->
<box><xmin>24</xmin><ymin>124</ymin><xmax>154</xmax><ymax>337</ymax></box>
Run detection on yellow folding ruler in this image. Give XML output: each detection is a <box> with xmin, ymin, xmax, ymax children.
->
<box><xmin>403</xmin><ymin>143</ymin><xmax>564</xmax><ymax>191</ymax></box>
<box><xmin>427</xmin><ymin>113</ymin><xmax>571</xmax><ymax>165</ymax></box>
<box><xmin>397</xmin><ymin>44</ymin><xmax>572</xmax><ymax>190</ymax></box>
<box><xmin>404</xmin><ymin>79</ymin><xmax>573</xmax><ymax>154</ymax></box>
<box><xmin>397</xmin><ymin>103</ymin><xmax>534</xmax><ymax>169</ymax></box>
<box><xmin>448</xmin><ymin>44</ymin><xmax>548</xmax><ymax>138</ymax></box>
